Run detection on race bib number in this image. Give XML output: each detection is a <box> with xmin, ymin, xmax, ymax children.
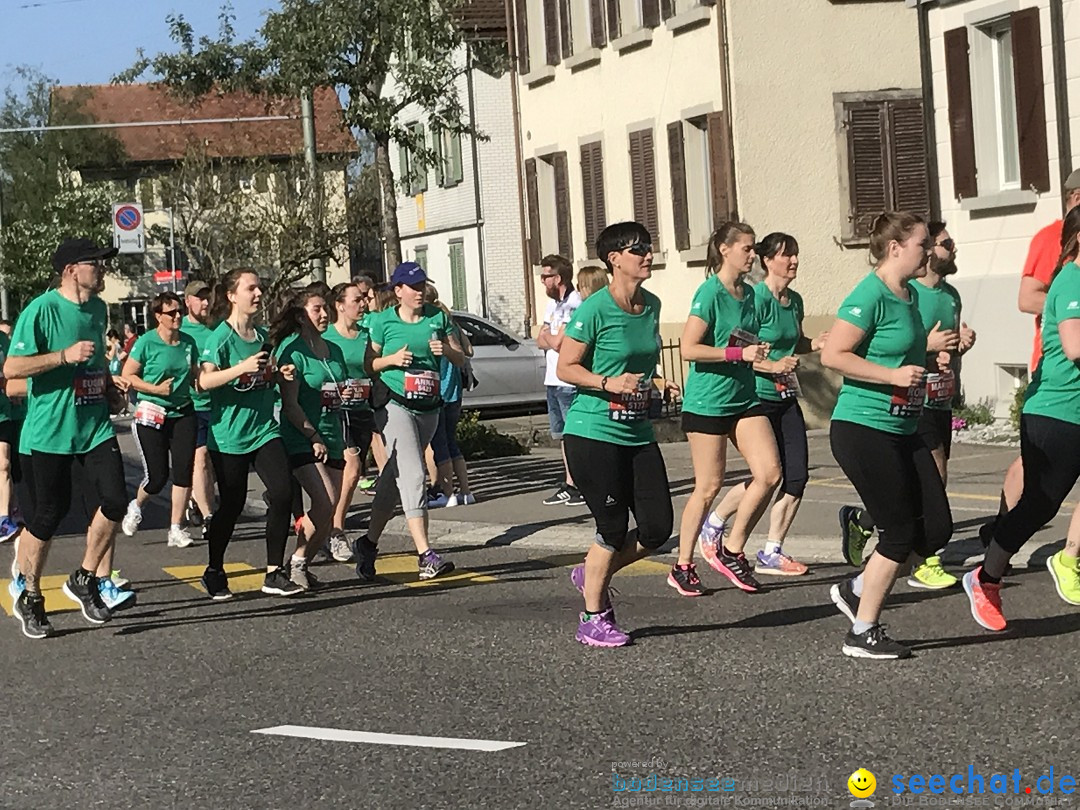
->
<box><xmin>774</xmin><ymin>371</ymin><xmax>801</xmax><ymax>400</ymax></box>
<box><xmin>925</xmin><ymin>370</ymin><xmax>956</xmax><ymax>407</ymax></box>
<box><xmin>345</xmin><ymin>377</ymin><xmax>372</xmax><ymax>406</ymax></box>
<box><xmin>134</xmin><ymin>400</ymin><xmax>167</xmax><ymax>429</ymax></box>
<box><xmin>320</xmin><ymin>382</ymin><xmax>343</xmax><ymax>412</ymax></box>
<box><xmin>609</xmin><ymin>379</ymin><xmax>659</xmax><ymax>423</ymax></box>
<box><xmin>403</xmin><ymin>370</ymin><xmax>439</xmax><ymax>400</ymax></box>
<box><xmin>74</xmin><ymin>368</ymin><xmax>106</xmax><ymax>406</ymax></box>
<box><xmin>890</xmin><ymin>381</ymin><xmax>926</xmax><ymax>417</ymax></box>
<box><xmin>235</xmin><ymin>364</ymin><xmax>275</xmax><ymax>392</ymax></box>
<box><xmin>727</xmin><ymin>328</ymin><xmax>757</xmax><ymax>349</ymax></box>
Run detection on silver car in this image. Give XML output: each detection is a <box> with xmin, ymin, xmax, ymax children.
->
<box><xmin>452</xmin><ymin>312</ymin><xmax>547</xmax><ymax>411</ymax></box>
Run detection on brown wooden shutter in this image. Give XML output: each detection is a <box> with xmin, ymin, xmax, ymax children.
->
<box><xmin>559</xmin><ymin>0</ymin><xmax>573</xmax><ymax>59</ymax></box>
<box><xmin>589</xmin><ymin>0</ymin><xmax>606</xmax><ymax>47</ymax></box>
<box><xmin>525</xmin><ymin>158</ymin><xmax>541</xmax><ymax>265</ymax></box>
<box><xmin>629</xmin><ymin>129</ymin><xmax>660</xmax><ymax>249</ymax></box>
<box><xmin>514</xmin><ymin>0</ymin><xmax>529</xmax><ymax>73</ymax></box>
<box><xmin>944</xmin><ymin>26</ymin><xmax>978</xmax><ymax>199</ymax></box>
<box><xmin>888</xmin><ymin>99</ymin><xmax>931</xmax><ymax>219</ymax></box>
<box><xmin>1011</xmin><ymin>8</ymin><xmax>1050</xmax><ymax>192</ymax></box>
<box><xmin>706</xmin><ymin>111</ymin><xmax>734</xmax><ymax>226</ymax></box>
<box><xmin>580</xmin><ymin>142</ymin><xmax>606</xmax><ymax>259</ymax></box>
<box><xmin>543</xmin><ymin>0</ymin><xmax>560</xmax><ymax>65</ymax></box>
<box><xmin>667</xmin><ymin>122</ymin><xmax>690</xmax><ymax>251</ymax></box>
<box><xmin>606</xmin><ymin>0</ymin><xmax>621</xmax><ymax>40</ymax></box>
<box><xmin>660</xmin><ymin>0</ymin><xmax>676</xmax><ymax>20</ymax></box>
<box><xmin>847</xmin><ymin>102</ymin><xmax>889</xmax><ymax>239</ymax></box>
<box><xmin>642</xmin><ymin>0</ymin><xmax>661</xmax><ymax>28</ymax></box>
<box><xmin>553</xmin><ymin>151</ymin><xmax>574</xmax><ymax>260</ymax></box>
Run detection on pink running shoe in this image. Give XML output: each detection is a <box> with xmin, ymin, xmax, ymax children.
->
<box><xmin>755</xmin><ymin>549</ymin><xmax>809</xmax><ymax>577</ymax></box>
<box><xmin>962</xmin><ymin>567</ymin><xmax>1006</xmax><ymax>631</ymax></box>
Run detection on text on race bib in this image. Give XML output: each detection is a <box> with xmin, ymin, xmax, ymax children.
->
<box><xmin>320</xmin><ymin>382</ymin><xmax>343</xmax><ymax>412</ymax></box>
<box><xmin>134</xmin><ymin>400</ymin><xmax>167</xmax><ymax>429</ymax></box>
<box><xmin>74</xmin><ymin>368</ymin><xmax>106</xmax><ymax>406</ymax></box>
<box><xmin>890</xmin><ymin>381</ymin><xmax>926</xmax><ymax>418</ymax></box>
<box><xmin>345</xmin><ymin>378</ymin><xmax>372</xmax><ymax>405</ymax></box>
<box><xmin>925</xmin><ymin>370</ymin><xmax>956</xmax><ymax>407</ymax></box>
<box><xmin>774</xmin><ymin>371</ymin><xmax>801</xmax><ymax>400</ymax></box>
<box><xmin>727</xmin><ymin>328</ymin><xmax>757</xmax><ymax>349</ymax></box>
<box><xmin>404</xmin><ymin>370</ymin><xmax>439</xmax><ymax>400</ymax></box>
<box><xmin>609</xmin><ymin>378</ymin><xmax>661</xmax><ymax>423</ymax></box>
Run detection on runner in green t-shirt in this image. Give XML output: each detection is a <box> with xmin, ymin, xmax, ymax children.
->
<box><xmin>0</xmin><ymin>328</ymin><xmax>28</xmax><ymax>544</ymax></box>
<box><xmin>196</xmin><ymin>269</ymin><xmax>301</xmax><ymax>601</ymax></box>
<box><xmin>557</xmin><ymin>221</ymin><xmax>678</xmax><ymax>648</ymax></box>
<box><xmin>822</xmin><ymin>212</ymin><xmax>953</xmax><ymax>661</ymax></box>
<box><xmin>119</xmin><ymin>292</ymin><xmax>201</xmax><ymax>551</ymax></box>
<box><xmin>180</xmin><ymin>279</ymin><xmax>216</xmax><ymax>534</ymax></box>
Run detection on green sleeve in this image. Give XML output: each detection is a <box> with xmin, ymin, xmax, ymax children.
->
<box><xmin>130</xmin><ymin>334</ymin><xmax>149</xmax><ymax>366</ymax></box>
<box><xmin>687</xmin><ymin>280</ymin><xmax>716</xmax><ymax>328</ymax></box>
<box><xmin>565</xmin><ymin>297</ymin><xmax>598</xmax><ymax>347</ymax></box>
<box><xmin>8</xmin><ymin>299</ymin><xmax>43</xmax><ymax>357</ymax></box>
<box><xmin>837</xmin><ymin>284</ymin><xmax>877</xmax><ymax>331</ymax></box>
<box><xmin>367</xmin><ymin>311</ymin><xmax>386</xmax><ymax>346</ymax></box>
<box><xmin>1051</xmin><ymin>275</ymin><xmax>1080</xmax><ymax>322</ymax></box>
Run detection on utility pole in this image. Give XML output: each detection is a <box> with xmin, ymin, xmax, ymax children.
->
<box><xmin>300</xmin><ymin>89</ymin><xmax>325</xmax><ymax>284</ymax></box>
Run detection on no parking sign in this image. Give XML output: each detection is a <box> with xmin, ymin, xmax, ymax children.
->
<box><xmin>112</xmin><ymin>203</ymin><xmax>145</xmax><ymax>254</ymax></box>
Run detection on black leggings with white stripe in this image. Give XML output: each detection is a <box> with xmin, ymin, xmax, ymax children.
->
<box><xmin>132</xmin><ymin>410</ymin><xmax>197</xmax><ymax>494</ymax></box>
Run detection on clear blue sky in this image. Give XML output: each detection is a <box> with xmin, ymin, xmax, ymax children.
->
<box><xmin>0</xmin><ymin>0</ymin><xmax>271</xmax><ymax>91</ymax></box>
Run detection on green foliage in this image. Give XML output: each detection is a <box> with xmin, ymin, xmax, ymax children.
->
<box><xmin>455</xmin><ymin>411</ymin><xmax>528</xmax><ymax>461</ymax></box>
<box><xmin>1010</xmin><ymin>381</ymin><xmax>1028</xmax><ymax>432</ymax></box>
<box><xmin>955</xmin><ymin>398</ymin><xmax>995</xmax><ymax>426</ymax></box>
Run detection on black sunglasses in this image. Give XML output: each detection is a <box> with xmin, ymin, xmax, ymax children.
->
<box><xmin>622</xmin><ymin>242</ymin><xmax>653</xmax><ymax>257</ymax></box>
<box><xmin>936</xmin><ymin>238</ymin><xmax>956</xmax><ymax>251</ymax></box>
<box><xmin>157</xmin><ymin>308</ymin><xmax>182</xmax><ymax>318</ymax></box>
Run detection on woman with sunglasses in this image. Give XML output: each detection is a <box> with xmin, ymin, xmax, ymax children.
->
<box><xmin>119</xmin><ymin>291</ymin><xmax>201</xmax><ymax>550</ymax></box>
<box><xmin>271</xmin><ymin>287</ymin><xmax>351</xmax><ymax>590</ymax></box>
<box><xmin>558</xmin><ymin>222</ymin><xmax>676</xmax><ymax>647</ymax></box>
<box><xmin>355</xmin><ymin>262</ymin><xmax>464</xmax><ymax>581</ymax></box>
<box><xmin>823</xmin><ymin>211</ymin><xmax>953</xmax><ymax>660</ymax></box>
<box><xmin>670</xmin><ymin>222</ymin><xmax>780</xmax><ymax>598</ymax></box>
<box><xmin>197</xmin><ymin>269</ymin><xmax>301</xmax><ymax>599</ymax></box>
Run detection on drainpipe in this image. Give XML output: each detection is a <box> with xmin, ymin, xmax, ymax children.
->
<box><xmin>717</xmin><ymin>0</ymin><xmax>739</xmax><ymax>218</ymax></box>
<box><xmin>465</xmin><ymin>46</ymin><xmax>489</xmax><ymax>319</ymax></box>
<box><xmin>1050</xmin><ymin>0</ymin><xmax>1072</xmax><ymax>203</ymax></box>
<box><xmin>917</xmin><ymin>0</ymin><xmax>942</xmax><ymax>220</ymax></box>
<box><xmin>505</xmin><ymin>0</ymin><xmax>535</xmax><ymax>335</ymax></box>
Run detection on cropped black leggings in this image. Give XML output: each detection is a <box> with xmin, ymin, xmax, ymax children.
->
<box><xmin>131</xmin><ymin>411</ymin><xmax>197</xmax><ymax>494</ymax></box>
<box><xmin>758</xmin><ymin>398</ymin><xmax>809</xmax><ymax>498</ymax></box>
<box><xmin>207</xmin><ymin>438</ymin><xmax>292</xmax><ymax>570</ymax></box>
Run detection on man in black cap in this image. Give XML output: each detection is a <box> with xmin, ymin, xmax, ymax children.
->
<box><xmin>4</xmin><ymin>237</ymin><xmax>131</xmax><ymax>638</ymax></box>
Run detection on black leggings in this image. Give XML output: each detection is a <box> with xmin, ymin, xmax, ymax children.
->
<box><xmin>207</xmin><ymin>438</ymin><xmax>292</xmax><ymax>570</ymax></box>
<box><xmin>564</xmin><ymin>435</ymin><xmax>674</xmax><ymax>552</ymax></box>
<box><xmin>23</xmin><ymin>438</ymin><xmax>128</xmax><ymax>542</ymax></box>
<box><xmin>758</xmin><ymin>398</ymin><xmax>809</xmax><ymax>498</ymax></box>
<box><xmin>131</xmin><ymin>411</ymin><xmax>197</xmax><ymax>495</ymax></box>
<box><xmin>830</xmin><ymin>421</ymin><xmax>952</xmax><ymax>563</ymax></box>
<box><xmin>995</xmin><ymin>414</ymin><xmax>1080</xmax><ymax>554</ymax></box>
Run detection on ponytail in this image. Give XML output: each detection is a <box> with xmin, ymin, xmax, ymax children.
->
<box><xmin>1051</xmin><ymin>205</ymin><xmax>1080</xmax><ymax>284</ymax></box>
<box><xmin>268</xmin><ymin>288</ymin><xmax>322</xmax><ymax>348</ymax></box>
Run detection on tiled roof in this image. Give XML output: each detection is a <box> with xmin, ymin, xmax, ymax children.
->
<box><xmin>456</xmin><ymin>0</ymin><xmax>508</xmax><ymax>40</ymax></box>
<box><xmin>50</xmin><ymin>83</ymin><xmax>357</xmax><ymax>164</ymax></box>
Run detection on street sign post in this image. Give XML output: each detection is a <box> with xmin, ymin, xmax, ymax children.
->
<box><xmin>112</xmin><ymin>203</ymin><xmax>145</xmax><ymax>254</ymax></box>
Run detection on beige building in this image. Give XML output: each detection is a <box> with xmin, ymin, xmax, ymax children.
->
<box><xmin>512</xmin><ymin>0</ymin><xmax>926</xmax><ymax>422</ymax></box>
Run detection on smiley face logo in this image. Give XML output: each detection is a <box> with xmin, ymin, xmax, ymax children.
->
<box><xmin>848</xmin><ymin>769</ymin><xmax>876</xmax><ymax>798</ymax></box>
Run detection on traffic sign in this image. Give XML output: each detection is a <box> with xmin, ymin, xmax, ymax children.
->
<box><xmin>112</xmin><ymin>203</ymin><xmax>145</xmax><ymax>254</ymax></box>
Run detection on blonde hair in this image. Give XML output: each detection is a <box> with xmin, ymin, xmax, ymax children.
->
<box><xmin>868</xmin><ymin>211</ymin><xmax>925</xmax><ymax>262</ymax></box>
<box><xmin>705</xmin><ymin>222</ymin><xmax>755</xmax><ymax>275</ymax></box>
<box><xmin>576</xmin><ymin>265</ymin><xmax>609</xmax><ymax>300</ymax></box>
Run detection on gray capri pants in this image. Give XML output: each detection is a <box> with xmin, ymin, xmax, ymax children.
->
<box><xmin>373</xmin><ymin>400</ymin><xmax>439</xmax><ymax>520</ymax></box>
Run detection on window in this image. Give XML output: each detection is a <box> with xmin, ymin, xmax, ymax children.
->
<box><xmin>668</xmin><ymin>113</ymin><xmax>732</xmax><ymax>250</ymax></box>
<box><xmin>580</xmin><ymin>141</ymin><xmax>607</xmax><ymax>259</ymax></box>
<box><xmin>543</xmin><ymin>0</ymin><xmax>560</xmax><ymax>64</ymax></box>
<box><xmin>944</xmin><ymin>9</ymin><xmax>1049</xmax><ymax>200</ymax></box>
<box><xmin>455</xmin><ymin>315</ymin><xmax>513</xmax><ymax>347</ymax></box>
<box><xmin>628</xmin><ymin>129</ymin><xmax>660</xmax><ymax>249</ymax></box>
<box><xmin>606</xmin><ymin>0</ymin><xmax>621</xmax><ymax>40</ymax></box>
<box><xmin>559</xmin><ymin>0</ymin><xmax>573</xmax><ymax>58</ymax></box>
<box><xmin>434</xmin><ymin>129</ymin><xmax>464</xmax><ymax>188</ymax></box>
<box><xmin>449</xmin><ymin>240</ymin><xmax>468</xmax><ymax>311</ymax></box>
<box><xmin>588</xmin><ymin>0</ymin><xmax>606</xmax><ymax>47</ymax></box>
<box><xmin>414</xmin><ymin>245</ymin><xmax>428</xmax><ymax>269</ymax></box>
<box><xmin>525</xmin><ymin>152</ymin><xmax>573</xmax><ymax>264</ymax></box>
<box><xmin>835</xmin><ymin>93</ymin><xmax>930</xmax><ymax>242</ymax></box>
<box><xmin>397</xmin><ymin>122</ymin><xmax>428</xmax><ymax>197</ymax></box>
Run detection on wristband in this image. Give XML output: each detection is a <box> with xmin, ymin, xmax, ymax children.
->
<box><xmin>59</xmin><ymin>349</ymin><xmax>68</xmax><ymax>366</ymax></box>
<box><xmin>600</xmin><ymin>376</ymin><xmax>609</xmax><ymax>391</ymax></box>
<box><xmin>725</xmin><ymin>346</ymin><xmax>743</xmax><ymax>362</ymax></box>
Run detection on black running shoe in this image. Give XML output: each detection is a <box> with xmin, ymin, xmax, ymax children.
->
<box><xmin>186</xmin><ymin>498</ymin><xmax>204</xmax><ymax>528</ymax></box>
<box><xmin>262</xmin><ymin>567</ymin><xmax>303</xmax><ymax>596</ymax></box>
<box><xmin>418</xmin><ymin>549</ymin><xmax>455</xmax><ymax>580</ymax></box>
<box><xmin>61</xmin><ymin>568</ymin><xmax>111</xmax><ymax>624</ymax></box>
<box><xmin>542</xmin><ymin>484</ymin><xmax>571</xmax><ymax>506</ymax></box>
<box><xmin>667</xmin><ymin>563</ymin><xmax>705</xmax><ymax>597</ymax></box>
<box><xmin>200</xmin><ymin>566</ymin><xmax>234</xmax><ymax>601</ymax></box>
<box><xmin>830</xmin><ymin>578</ymin><xmax>860</xmax><ymax>624</ymax></box>
<box><xmin>354</xmin><ymin>534</ymin><xmax>378</xmax><ymax>581</ymax></box>
<box><xmin>842</xmin><ymin>624</ymin><xmax>911</xmax><ymax>660</ymax></box>
<box><xmin>564</xmin><ymin>486</ymin><xmax>586</xmax><ymax>507</ymax></box>
<box><xmin>14</xmin><ymin>591</ymin><xmax>53</xmax><ymax>639</ymax></box>
<box><xmin>713</xmin><ymin>550</ymin><xmax>762</xmax><ymax>593</ymax></box>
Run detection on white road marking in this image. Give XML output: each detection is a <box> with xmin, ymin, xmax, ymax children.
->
<box><xmin>252</xmin><ymin>725</ymin><xmax>526</xmax><ymax>752</ymax></box>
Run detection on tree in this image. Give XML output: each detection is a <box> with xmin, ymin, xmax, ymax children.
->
<box><xmin>117</xmin><ymin>1</ymin><xmax>507</xmax><ymax>269</ymax></box>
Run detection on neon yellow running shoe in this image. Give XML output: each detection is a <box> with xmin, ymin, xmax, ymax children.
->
<box><xmin>907</xmin><ymin>556</ymin><xmax>958</xmax><ymax>589</ymax></box>
<box><xmin>1047</xmin><ymin>551</ymin><xmax>1080</xmax><ymax>605</ymax></box>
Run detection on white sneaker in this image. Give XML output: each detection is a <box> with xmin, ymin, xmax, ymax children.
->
<box><xmin>460</xmin><ymin>493</ymin><xmax>476</xmax><ymax>505</ymax></box>
<box><xmin>427</xmin><ymin>493</ymin><xmax>450</xmax><ymax>509</ymax></box>
<box><xmin>329</xmin><ymin>533</ymin><xmax>354</xmax><ymax>563</ymax></box>
<box><xmin>167</xmin><ymin>525</ymin><xmax>195</xmax><ymax>548</ymax></box>
<box><xmin>10</xmin><ymin>534</ymin><xmax>19</xmax><ymax>579</ymax></box>
<box><xmin>121</xmin><ymin>501</ymin><xmax>142</xmax><ymax>537</ymax></box>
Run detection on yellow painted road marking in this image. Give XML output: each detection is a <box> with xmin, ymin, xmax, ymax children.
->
<box><xmin>163</xmin><ymin>562</ymin><xmax>266</xmax><ymax>594</ymax></box>
<box><xmin>0</xmin><ymin>575</ymin><xmax>78</xmax><ymax>616</ymax></box>
<box><xmin>807</xmin><ymin>478</ymin><xmax>1080</xmax><ymax>508</ymax></box>
<box><xmin>376</xmin><ymin>553</ymin><xmax>497</xmax><ymax>588</ymax></box>
<box><xmin>531</xmin><ymin>554</ymin><xmax>668</xmax><ymax>578</ymax></box>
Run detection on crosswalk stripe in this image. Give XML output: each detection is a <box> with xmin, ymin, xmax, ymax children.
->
<box><xmin>162</xmin><ymin>562</ymin><xmax>266</xmax><ymax>594</ymax></box>
<box><xmin>376</xmin><ymin>553</ymin><xmax>497</xmax><ymax>588</ymax></box>
<box><xmin>0</xmin><ymin>575</ymin><xmax>78</xmax><ymax>616</ymax></box>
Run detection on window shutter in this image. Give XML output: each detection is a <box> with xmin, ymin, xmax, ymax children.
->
<box><xmin>589</xmin><ymin>0</ymin><xmax>606</xmax><ymax>47</ymax></box>
<box><xmin>606</xmin><ymin>0</ymin><xmax>621</xmax><ymax>40</ymax></box>
<box><xmin>661</xmin><ymin>0</ymin><xmax>676</xmax><ymax>21</ymax></box>
<box><xmin>629</xmin><ymin>129</ymin><xmax>660</xmax><ymax>249</ymax></box>
<box><xmin>553</xmin><ymin>151</ymin><xmax>574</xmax><ymax>260</ymax></box>
<box><xmin>559</xmin><ymin>0</ymin><xmax>573</xmax><ymax>59</ymax></box>
<box><xmin>888</xmin><ymin>99</ymin><xmax>931</xmax><ymax>219</ymax></box>
<box><xmin>706</xmin><ymin>111</ymin><xmax>734</xmax><ymax>226</ymax></box>
<box><xmin>1011</xmin><ymin>8</ymin><xmax>1050</xmax><ymax>192</ymax></box>
<box><xmin>642</xmin><ymin>0</ymin><xmax>661</xmax><ymax>28</ymax></box>
<box><xmin>846</xmin><ymin>102</ymin><xmax>889</xmax><ymax>239</ymax></box>
<box><xmin>415</xmin><ymin>246</ymin><xmax>428</xmax><ymax>269</ymax></box>
<box><xmin>667</xmin><ymin>122</ymin><xmax>690</xmax><ymax>251</ymax></box>
<box><xmin>450</xmin><ymin>132</ymin><xmax>463</xmax><ymax>185</ymax></box>
<box><xmin>944</xmin><ymin>26</ymin><xmax>978</xmax><ymax>199</ymax></box>
<box><xmin>525</xmin><ymin>158</ymin><xmax>541</xmax><ymax>265</ymax></box>
<box><xmin>514</xmin><ymin>0</ymin><xmax>530</xmax><ymax>73</ymax></box>
<box><xmin>433</xmin><ymin>129</ymin><xmax>445</xmax><ymax>187</ymax></box>
<box><xmin>543</xmin><ymin>0</ymin><xmax>560</xmax><ymax>65</ymax></box>
<box><xmin>580</xmin><ymin>142</ymin><xmax>606</xmax><ymax>259</ymax></box>
<box><xmin>414</xmin><ymin>125</ymin><xmax>428</xmax><ymax>195</ymax></box>
<box><xmin>398</xmin><ymin>142</ymin><xmax>410</xmax><ymax>195</ymax></box>
<box><xmin>449</xmin><ymin>242</ymin><xmax>468</xmax><ymax>311</ymax></box>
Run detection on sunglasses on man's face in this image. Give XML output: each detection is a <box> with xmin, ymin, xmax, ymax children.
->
<box><xmin>936</xmin><ymin>238</ymin><xmax>956</xmax><ymax>252</ymax></box>
<box><xmin>622</xmin><ymin>242</ymin><xmax>653</xmax><ymax>257</ymax></box>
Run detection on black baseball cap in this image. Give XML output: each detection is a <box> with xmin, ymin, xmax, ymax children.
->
<box><xmin>51</xmin><ymin>237</ymin><xmax>119</xmax><ymax>274</ymax></box>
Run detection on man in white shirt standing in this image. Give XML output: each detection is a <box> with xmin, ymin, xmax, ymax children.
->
<box><xmin>536</xmin><ymin>255</ymin><xmax>585</xmax><ymax>506</ymax></box>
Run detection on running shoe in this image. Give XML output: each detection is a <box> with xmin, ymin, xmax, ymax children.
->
<box><xmin>575</xmin><ymin>609</ymin><xmax>630</xmax><ymax>648</ymax></box>
<box><xmin>709</xmin><ymin>549</ymin><xmax>761</xmax><ymax>593</ymax></box>
<box><xmin>564</xmin><ymin>488</ymin><xmax>586</xmax><ymax>507</ymax></box>
<box><xmin>289</xmin><ymin>557</ymin><xmax>314</xmax><ymax>591</ymax></box>
<box><xmin>14</xmin><ymin>591</ymin><xmax>52</xmax><ymax>640</ymax></box>
<box><xmin>8</xmin><ymin>572</ymin><xmax>25</xmax><ymax>601</ymax></box>
<box><xmin>830</xmin><ymin>578</ymin><xmax>860</xmax><ymax>624</ymax></box>
<box><xmin>358</xmin><ymin>475</ymin><xmax>378</xmax><ymax>492</ymax></box>
<box><xmin>755</xmin><ymin>549</ymin><xmax>809</xmax><ymax>577</ymax></box>
<box><xmin>262</xmin><ymin>567</ymin><xmax>304</xmax><ymax>597</ymax></box>
<box><xmin>962</xmin><ymin>567</ymin><xmax>1006</xmax><ymax>631</ymax></box>
<box><xmin>200</xmin><ymin>567</ymin><xmax>233</xmax><ymax>601</ymax></box>
<box><xmin>698</xmin><ymin>516</ymin><xmax>729</xmax><ymax>568</ymax></box>
<box><xmin>0</xmin><ymin>516</ymin><xmax>20</xmax><ymax>543</ymax></box>
<box><xmin>121</xmin><ymin>500</ymin><xmax>142</xmax><ymax>537</ymax></box>
<box><xmin>1046</xmin><ymin>551</ymin><xmax>1080</xmax><ymax>606</ymax></box>
<box><xmin>185</xmin><ymin>499</ymin><xmax>204</xmax><ymax>528</ymax></box>
<box><xmin>329</xmin><ymin>531</ymin><xmax>354</xmax><ymax>563</ymax></box>
<box><xmin>418</xmin><ymin>550</ymin><xmax>454</xmax><ymax>580</ymax></box>
<box><xmin>354</xmin><ymin>534</ymin><xmax>378</xmax><ymax>581</ymax></box>
<box><xmin>111</xmin><ymin>570</ymin><xmax>131</xmax><ymax>590</ymax></box>
<box><xmin>667</xmin><ymin>563</ymin><xmax>705</xmax><ymax>596</ymax></box>
<box><xmin>446</xmin><ymin>492</ymin><xmax>477</xmax><ymax>507</ymax></box>
<box><xmin>907</xmin><ymin>556</ymin><xmax>957</xmax><ymax>589</ymax></box>
<box><xmin>427</xmin><ymin>492</ymin><xmax>450</xmax><ymax>509</ymax></box>
<box><xmin>842</xmin><ymin>624</ymin><xmax>911</xmax><ymax>660</ymax></box>
<box><xmin>167</xmin><ymin>525</ymin><xmax>195</xmax><ymax>548</ymax></box>
<box><xmin>98</xmin><ymin>578</ymin><xmax>137</xmax><ymax>611</ymax></box>
<box><xmin>61</xmin><ymin>568</ymin><xmax>111</xmax><ymax>624</ymax></box>
<box><xmin>543</xmin><ymin>484</ymin><xmax>572</xmax><ymax>506</ymax></box>
<box><xmin>569</xmin><ymin>563</ymin><xmax>615</xmax><ymax>617</ymax></box>
<box><xmin>839</xmin><ymin>506</ymin><xmax>872</xmax><ymax>567</ymax></box>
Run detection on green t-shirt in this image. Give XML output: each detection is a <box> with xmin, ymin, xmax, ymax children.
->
<box><xmin>562</xmin><ymin>286</ymin><xmax>662</xmax><ymax>446</ymax></box>
<box><xmin>9</xmin><ymin>289</ymin><xmax>114</xmax><ymax>454</ymax></box>
<box><xmin>1024</xmin><ymin>262</ymin><xmax>1080</xmax><ymax>425</ymax></box>
<box><xmin>129</xmin><ymin>330</ymin><xmax>199</xmax><ymax>418</ymax></box>
<box><xmin>366</xmin><ymin>304</ymin><xmax>451</xmax><ymax>412</ymax></box>
<box><xmin>201</xmin><ymin>322</ymin><xmax>280</xmax><ymax>454</ymax></box>
<box><xmin>275</xmin><ymin>334</ymin><xmax>349</xmax><ymax>460</ymax></box>
<box><xmin>324</xmin><ymin>320</ymin><xmax>372</xmax><ymax>412</ymax></box>
<box><xmin>830</xmin><ymin>273</ymin><xmax>928</xmax><ymax>435</ymax></box>
<box><xmin>0</xmin><ymin>332</ymin><xmax>16</xmax><ymax>424</ymax></box>
<box><xmin>913</xmin><ymin>279</ymin><xmax>962</xmax><ymax>411</ymax></box>
<box><xmin>180</xmin><ymin>316</ymin><xmax>215</xmax><ymax>411</ymax></box>
<box><xmin>682</xmin><ymin>276</ymin><xmax>760</xmax><ymax>417</ymax></box>
<box><xmin>753</xmin><ymin>282</ymin><xmax>804</xmax><ymax>403</ymax></box>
